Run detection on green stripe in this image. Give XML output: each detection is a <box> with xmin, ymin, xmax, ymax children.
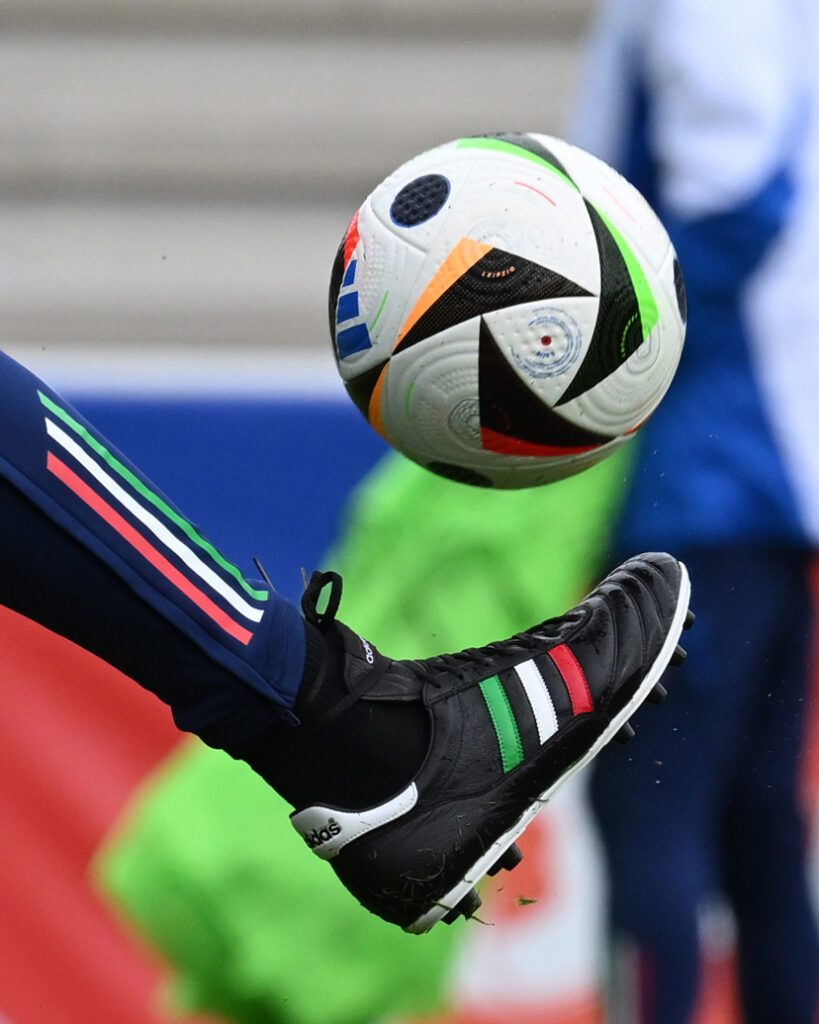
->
<box><xmin>405</xmin><ymin>379</ymin><xmax>417</xmax><ymax>417</ymax></box>
<box><xmin>38</xmin><ymin>391</ymin><xmax>268</xmax><ymax>602</ymax></box>
<box><xmin>369</xmin><ymin>290</ymin><xmax>389</xmax><ymax>331</ymax></box>
<box><xmin>479</xmin><ymin>674</ymin><xmax>524</xmax><ymax>773</ymax></box>
<box><xmin>597</xmin><ymin>209</ymin><xmax>660</xmax><ymax>340</ymax></box>
<box><xmin>457</xmin><ymin>136</ymin><xmax>579</xmax><ymax>192</ymax></box>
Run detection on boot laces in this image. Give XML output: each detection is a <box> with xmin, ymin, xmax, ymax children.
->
<box><xmin>415</xmin><ymin>629</ymin><xmax>554</xmax><ymax>685</ymax></box>
<box><xmin>297</xmin><ymin>569</ymin><xmax>387</xmax><ymax>730</ymax></box>
<box><xmin>301</xmin><ymin>570</ymin><xmax>343</xmax><ymax>631</ymax></box>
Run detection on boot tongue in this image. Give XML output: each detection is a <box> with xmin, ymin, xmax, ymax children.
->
<box><xmin>340</xmin><ymin>627</ymin><xmax>425</xmax><ymax>702</ymax></box>
<box><xmin>364</xmin><ymin>664</ymin><xmax>425</xmax><ymax>701</ymax></box>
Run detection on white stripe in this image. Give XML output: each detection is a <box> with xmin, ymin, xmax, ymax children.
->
<box><xmin>45</xmin><ymin>417</ymin><xmax>264</xmax><ymax>624</ymax></box>
<box><xmin>515</xmin><ymin>658</ymin><xmax>559</xmax><ymax>744</ymax></box>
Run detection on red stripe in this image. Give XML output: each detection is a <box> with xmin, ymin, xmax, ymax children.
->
<box><xmin>343</xmin><ymin>210</ymin><xmax>360</xmax><ymax>269</ymax></box>
<box><xmin>514</xmin><ymin>179</ymin><xmax>557</xmax><ymax>206</ymax></box>
<box><xmin>548</xmin><ymin>643</ymin><xmax>593</xmax><ymax>714</ymax></box>
<box><xmin>47</xmin><ymin>452</ymin><xmax>253</xmax><ymax>646</ymax></box>
<box><xmin>481</xmin><ymin>425</ymin><xmax>603</xmax><ymax>458</ymax></box>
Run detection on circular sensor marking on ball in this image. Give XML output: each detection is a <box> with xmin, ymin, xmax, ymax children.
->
<box><xmin>391</xmin><ymin>174</ymin><xmax>451</xmax><ymax>226</ymax></box>
<box><xmin>509</xmin><ymin>310</ymin><xmax>583</xmax><ymax>379</ymax></box>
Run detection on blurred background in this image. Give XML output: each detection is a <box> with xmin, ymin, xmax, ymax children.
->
<box><xmin>6</xmin><ymin>5</ymin><xmax>818</xmax><ymax>1024</ymax></box>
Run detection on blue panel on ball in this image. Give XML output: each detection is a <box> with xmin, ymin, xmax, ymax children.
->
<box><xmin>336</xmin><ymin>322</ymin><xmax>372</xmax><ymax>358</ymax></box>
<box><xmin>336</xmin><ymin>290</ymin><xmax>360</xmax><ymax>324</ymax></box>
<box><xmin>343</xmin><ymin>259</ymin><xmax>357</xmax><ymax>287</ymax></box>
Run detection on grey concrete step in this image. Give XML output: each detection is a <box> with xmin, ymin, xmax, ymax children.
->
<box><xmin>3</xmin><ymin>32</ymin><xmax>582</xmax><ymax>203</ymax></box>
<box><xmin>0</xmin><ymin>199</ymin><xmax>345</xmax><ymax>350</ymax></box>
<box><xmin>1</xmin><ymin>0</ymin><xmax>590</xmax><ymax>38</ymax></box>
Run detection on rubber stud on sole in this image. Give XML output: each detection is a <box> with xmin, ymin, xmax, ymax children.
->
<box><xmin>684</xmin><ymin>609</ymin><xmax>695</xmax><ymax>630</ymax></box>
<box><xmin>671</xmin><ymin>644</ymin><xmax>687</xmax><ymax>667</ymax></box>
<box><xmin>487</xmin><ymin>842</ymin><xmax>523</xmax><ymax>877</ymax></box>
<box><xmin>443</xmin><ymin>888</ymin><xmax>482</xmax><ymax>924</ymax></box>
<box><xmin>613</xmin><ymin>721</ymin><xmax>636</xmax><ymax>745</ymax></box>
<box><xmin>646</xmin><ymin>682</ymin><xmax>668</xmax><ymax>705</ymax></box>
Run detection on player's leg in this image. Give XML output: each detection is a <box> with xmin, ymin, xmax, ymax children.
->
<box><xmin>717</xmin><ymin>547</ymin><xmax>819</xmax><ymax>1024</ymax></box>
<box><xmin>590</xmin><ymin>697</ymin><xmax>718</xmax><ymax>1023</ymax></box>
<box><xmin>0</xmin><ymin>472</ymin><xmax>286</xmax><ymax>746</ymax></box>
<box><xmin>0</xmin><ymin>349</ymin><xmax>693</xmax><ymax>930</ymax></box>
<box><xmin>590</xmin><ymin>546</ymin><xmax>747</xmax><ymax>1024</ymax></box>
<box><xmin>0</xmin><ymin>349</ymin><xmax>307</xmax><ymax>744</ymax></box>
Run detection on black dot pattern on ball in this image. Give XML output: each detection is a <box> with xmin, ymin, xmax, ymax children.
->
<box><xmin>390</xmin><ymin>174</ymin><xmax>450</xmax><ymax>227</ymax></box>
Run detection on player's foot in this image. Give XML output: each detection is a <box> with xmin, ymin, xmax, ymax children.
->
<box><xmin>251</xmin><ymin>552</ymin><xmax>692</xmax><ymax>933</ymax></box>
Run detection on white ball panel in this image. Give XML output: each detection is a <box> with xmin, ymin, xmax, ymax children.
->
<box><xmin>483</xmin><ymin>297</ymin><xmax>601</xmax><ymax>408</ymax></box>
<box><xmin>381</xmin><ymin>323</ymin><xmax>481</xmax><ymax>461</ymax></box>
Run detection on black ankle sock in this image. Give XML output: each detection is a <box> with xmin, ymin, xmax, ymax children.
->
<box><xmin>235</xmin><ymin>621</ymin><xmax>430</xmax><ymax>809</ymax></box>
<box><xmin>273</xmin><ymin>699</ymin><xmax>430</xmax><ymax>808</ymax></box>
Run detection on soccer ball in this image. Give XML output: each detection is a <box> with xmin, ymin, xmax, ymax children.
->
<box><xmin>328</xmin><ymin>132</ymin><xmax>686</xmax><ymax>488</ymax></box>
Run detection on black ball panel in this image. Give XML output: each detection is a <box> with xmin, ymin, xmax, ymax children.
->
<box><xmin>426</xmin><ymin>461</ymin><xmax>494</xmax><ymax>487</ymax></box>
<box><xmin>673</xmin><ymin>256</ymin><xmax>687</xmax><ymax>322</ymax></box>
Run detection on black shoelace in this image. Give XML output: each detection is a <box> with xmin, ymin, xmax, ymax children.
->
<box><xmin>301</xmin><ymin>569</ymin><xmax>343</xmax><ymax>631</ymax></box>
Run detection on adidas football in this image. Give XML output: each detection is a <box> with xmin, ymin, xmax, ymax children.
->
<box><xmin>328</xmin><ymin>132</ymin><xmax>686</xmax><ymax>488</ymax></box>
